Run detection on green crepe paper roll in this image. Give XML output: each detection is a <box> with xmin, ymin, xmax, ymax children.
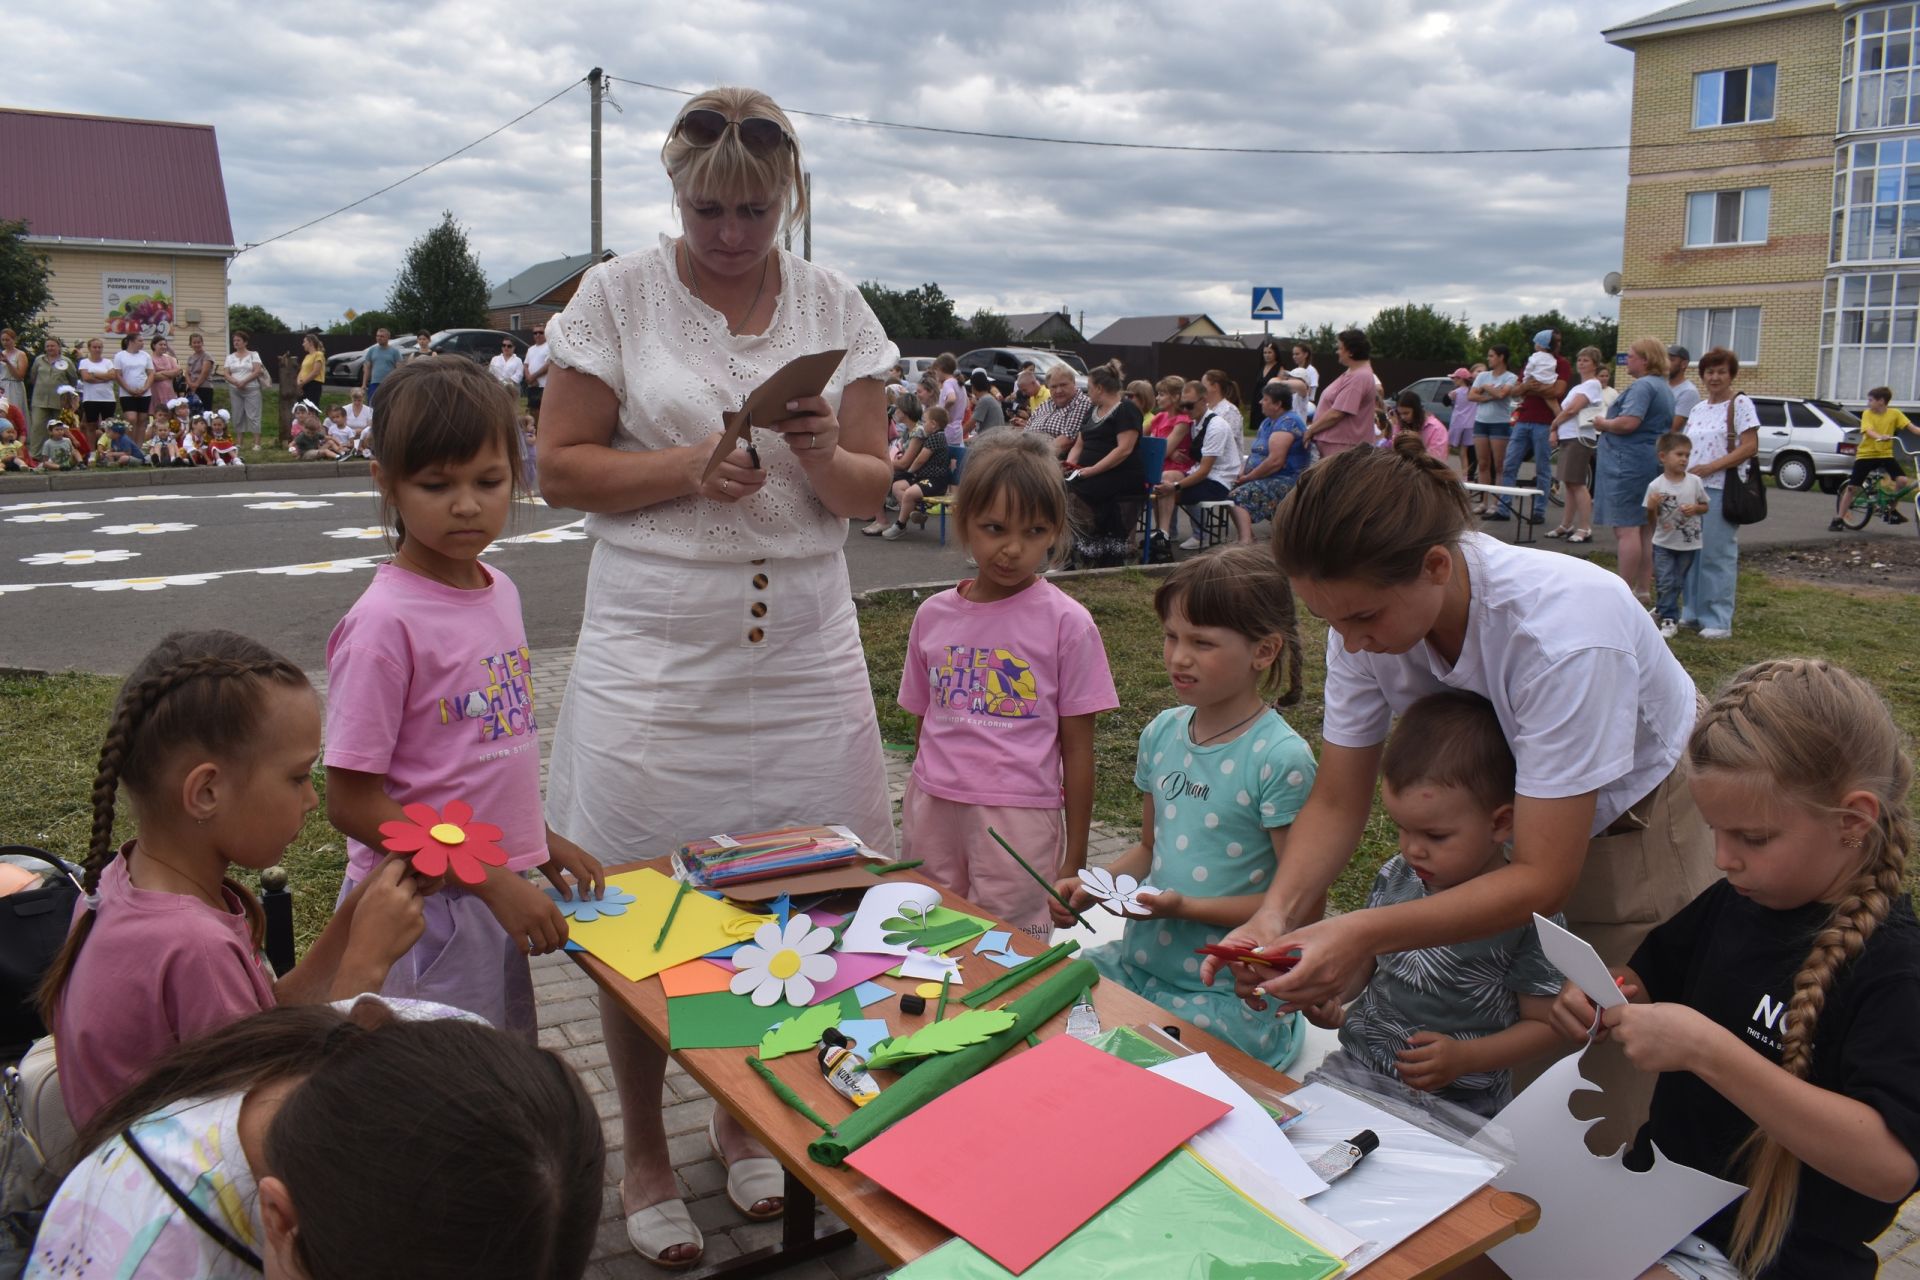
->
<box><xmin>808</xmin><ymin>958</ymin><xmax>1098</xmax><ymax>1168</ymax></box>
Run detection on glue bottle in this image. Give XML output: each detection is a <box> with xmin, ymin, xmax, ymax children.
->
<box><xmin>817</xmin><ymin>1028</ymin><xmax>881</xmax><ymax>1108</ymax></box>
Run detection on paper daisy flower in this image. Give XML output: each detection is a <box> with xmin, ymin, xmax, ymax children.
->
<box><xmin>323</xmin><ymin>526</ymin><xmax>388</xmax><ymax>540</ymax></box>
<box><xmin>729</xmin><ymin>913</ymin><xmax>839</xmax><ymax>1007</ymax></box>
<box><xmin>96</xmin><ymin>522</ymin><xmax>197</xmax><ymax>535</ymax></box>
<box><xmin>245</xmin><ymin>500</ymin><xmax>333</xmax><ymax>510</ymax></box>
<box><xmin>544</xmin><ymin>883</ymin><xmax>637</xmax><ymax>922</ymax></box>
<box><xmin>378</xmin><ymin>800</ymin><xmax>509</xmax><ymax>885</ymax></box>
<box><xmin>6</xmin><ymin>511</ymin><xmax>100</xmax><ymax>523</ymax></box>
<box><xmin>22</xmin><ymin>548</ymin><xmax>138</xmax><ymax>567</ymax></box>
<box><xmin>1077</xmin><ymin>866</ymin><xmax>1162</xmax><ymax>918</ymax></box>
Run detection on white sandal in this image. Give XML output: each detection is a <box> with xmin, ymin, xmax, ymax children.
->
<box><xmin>625</xmin><ymin>1195</ymin><xmax>703</xmax><ymax>1270</ymax></box>
<box><xmin>708</xmin><ymin>1113</ymin><xmax>785</xmax><ymax>1220</ymax></box>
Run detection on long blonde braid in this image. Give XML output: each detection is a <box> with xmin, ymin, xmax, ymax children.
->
<box><xmin>1688</xmin><ymin>658</ymin><xmax>1914</xmax><ymax>1275</ymax></box>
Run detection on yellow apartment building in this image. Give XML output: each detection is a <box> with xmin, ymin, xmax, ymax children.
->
<box><xmin>1606</xmin><ymin>0</ymin><xmax>1920</xmax><ymax>404</ymax></box>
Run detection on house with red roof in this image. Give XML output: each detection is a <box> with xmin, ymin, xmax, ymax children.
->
<box><xmin>0</xmin><ymin>107</ymin><xmax>239</xmax><ymax>353</ymax></box>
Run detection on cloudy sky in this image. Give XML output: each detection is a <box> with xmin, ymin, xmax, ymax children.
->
<box><xmin>15</xmin><ymin>0</ymin><xmax>1662</xmax><ymax>337</ymax></box>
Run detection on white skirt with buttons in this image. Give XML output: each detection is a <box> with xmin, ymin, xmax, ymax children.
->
<box><xmin>545</xmin><ymin>541</ymin><xmax>895</xmax><ymax>860</ymax></box>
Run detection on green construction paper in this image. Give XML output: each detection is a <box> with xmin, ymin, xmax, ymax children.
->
<box><xmin>1086</xmin><ymin>1025</ymin><xmax>1181</xmax><ymax>1070</ymax></box>
<box><xmin>809</xmin><ymin>959</ymin><xmax>1098</xmax><ymax>1167</ymax></box>
<box><xmin>868</xmin><ymin>1009</ymin><xmax>1018</xmax><ymax>1070</ymax></box>
<box><xmin>879</xmin><ymin>907</ymin><xmax>993</xmax><ymax>958</ymax></box>
<box><xmin>890</xmin><ymin>1150</ymin><xmax>1344</xmax><ymax>1280</ymax></box>
<box><xmin>668</xmin><ymin>989</ymin><xmax>861</xmax><ymax>1051</ymax></box>
<box><xmin>759</xmin><ymin>1000</ymin><xmax>849</xmax><ymax>1061</ymax></box>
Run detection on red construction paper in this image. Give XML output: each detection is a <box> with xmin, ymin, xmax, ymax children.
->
<box><xmin>844</xmin><ymin>1034</ymin><xmax>1230</xmax><ymax>1273</ymax></box>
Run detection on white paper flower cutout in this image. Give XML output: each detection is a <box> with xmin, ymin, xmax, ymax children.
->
<box><xmin>728</xmin><ymin>913</ymin><xmax>839</xmax><ymax>1007</ymax></box>
<box><xmin>22</xmin><ymin>548</ymin><xmax>138</xmax><ymax>567</ymax></box>
<box><xmin>74</xmin><ymin>573</ymin><xmax>221</xmax><ymax>593</ymax></box>
<box><xmin>96</xmin><ymin>522</ymin><xmax>197</xmax><ymax>535</ymax></box>
<box><xmin>7</xmin><ymin>511</ymin><xmax>99</xmax><ymax>523</ymax></box>
<box><xmin>256</xmin><ymin>559</ymin><xmax>378</xmax><ymax>576</ymax></box>
<box><xmin>246</xmin><ymin>500</ymin><xmax>333</xmax><ymax>511</ymax></box>
<box><xmin>324</xmin><ymin>526</ymin><xmax>388</xmax><ymax>540</ymax></box>
<box><xmin>1078</xmin><ymin>866</ymin><xmax>1162</xmax><ymax>918</ymax></box>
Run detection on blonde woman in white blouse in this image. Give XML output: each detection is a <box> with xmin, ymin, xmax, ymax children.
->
<box><xmin>537</xmin><ymin>86</ymin><xmax>897</xmax><ymax>1271</ymax></box>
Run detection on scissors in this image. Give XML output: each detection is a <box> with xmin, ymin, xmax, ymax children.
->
<box><xmin>1193</xmin><ymin>944</ymin><xmax>1301</xmax><ymax>972</ymax></box>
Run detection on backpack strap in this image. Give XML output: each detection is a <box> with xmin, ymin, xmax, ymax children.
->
<box><xmin>121</xmin><ymin>1125</ymin><xmax>263</xmax><ymax>1271</ymax></box>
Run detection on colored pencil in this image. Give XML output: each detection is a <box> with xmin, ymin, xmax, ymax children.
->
<box><xmin>986</xmin><ymin>827</ymin><xmax>1089</xmax><ymax>927</ymax></box>
<box><xmin>653</xmin><ymin>878</ymin><xmax>691</xmax><ymax>951</ymax></box>
<box><xmin>869</xmin><ymin>859</ymin><xmax>926</xmax><ymax>875</ymax></box>
<box><xmin>935</xmin><ymin>975</ymin><xmax>951</xmax><ymax>1021</ymax></box>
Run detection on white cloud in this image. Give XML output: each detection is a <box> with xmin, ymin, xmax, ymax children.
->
<box><xmin>13</xmin><ymin>0</ymin><xmax>1665</xmax><ymax>334</ymax></box>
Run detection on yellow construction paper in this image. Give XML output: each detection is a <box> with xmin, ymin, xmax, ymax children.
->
<box><xmin>566</xmin><ymin>868</ymin><xmax>761</xmax><ymax>983</ymax></box>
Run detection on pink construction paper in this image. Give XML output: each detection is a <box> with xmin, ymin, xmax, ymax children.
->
<box><xmin>706</xmin><ymin>949</ymin><xmax>900</xmax><ymax>1005</ymax></box>
<box><xmin>844</xmin><ymin>1034</ymin><xmax>1230</xmax><ymax>1273</ymax></box>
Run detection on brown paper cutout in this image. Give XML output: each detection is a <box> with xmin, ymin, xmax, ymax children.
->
<box><xmin>702</xmin><ymin>348</ymin><xmax>849</xmax><ymax>481</ymax></box>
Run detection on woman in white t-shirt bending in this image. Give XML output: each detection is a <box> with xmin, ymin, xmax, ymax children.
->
<box><xmin>1203</xmin><ymin>437</ymin><xmax>1716</xmax><ymax>1148</ymax></box>
<box><xmin>1545</xmin><ymin>345</ymin><xmax>1611</xmax><ymax>543</ymax></box>
<box><xmin>536</xmin><ymin>86</ymin><xmax>897</xmax><ymax>1271</ymax></box>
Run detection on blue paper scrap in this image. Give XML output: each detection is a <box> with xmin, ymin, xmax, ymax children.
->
<box><xmin>836</xmin><ymin>1018</ymin><xmax>892</xmax><ymax>1052</ymax></box>
<box><xmin>981</xmin><ymin>948</ymin><xmax>1027</xmax><ymax>968</ymax></box>
<box><xmin>973</xmin><ymin>930</ymin><xmax>1013</xmax><ymax>957</ymax></box>
<box><xmin>853</xmin><ymin>981</ymin><xmax>896</xmax><ymax>1008</ymax></box>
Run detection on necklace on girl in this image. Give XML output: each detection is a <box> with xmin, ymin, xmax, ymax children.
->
<box><xmin>1192</xmin><ymin>704</ymin><xmax>1266</xmax><ymax>746</ymax></box>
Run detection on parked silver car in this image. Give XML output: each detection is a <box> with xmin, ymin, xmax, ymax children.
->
<box><xmin>1744</xmin><ymin>396</ymin><xmax>1861</xmax><ymax>493</ymax></box>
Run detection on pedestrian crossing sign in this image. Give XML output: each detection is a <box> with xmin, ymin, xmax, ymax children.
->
<box><xmin>1251</xmin><ymin>287</ymin><xmax>1284</xmax><ymax>320</ymax></box>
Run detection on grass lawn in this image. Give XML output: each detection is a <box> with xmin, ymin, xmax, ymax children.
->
<box><xmin>7</xmin><ymin>562</ymin><xmax>1919</xmax><ymax>953</ymax></box>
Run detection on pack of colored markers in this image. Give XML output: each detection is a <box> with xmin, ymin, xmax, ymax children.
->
<box><xmin>672</xmin><ymin>824</ymin><xmax>866</xmax><ymax>888</ymax></box>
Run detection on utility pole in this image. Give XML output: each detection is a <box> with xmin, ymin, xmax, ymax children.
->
<box><xmin>589</xmin><ymin>67</ymin><xmax>604</xmax><ymax>258</ymax></box>
<box><xmin>803</xmin><ymin>172</ymin><xmax>813</xmax><ymax>262</ymax></box>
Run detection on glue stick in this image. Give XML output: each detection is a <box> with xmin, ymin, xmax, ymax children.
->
<box><xmin>817</xmin><ymin>1028</ymin><xmax>881</xmax><ymax>1107</ymax></box>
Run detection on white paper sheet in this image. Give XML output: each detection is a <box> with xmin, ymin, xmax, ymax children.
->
<box><xmin>1485</xmin><ymin>1051</ymin><xmax>1745</xmax><ymax>1280</ymax></box>
<box><xmin>840</xmin><ymin>882</ymin><xmax>943</xmax><ymax>956</ymax></box>
<box><xmin>896</xmin><ymin>951</ymin><xmax>964</xmax><ymax>984</ymax></box>
<box><xmin>1532</xmin><ymin>914</ymin><xmax>1626</xmax><ymax>1011</ymax></box>
<box><xmin>1284</xmin><ymin>1082</ymin><xmax>1503</xmax><ymax>1274</ymax></box>
<box><xmin>1149</xmin><ymin>1053</ymin><xmax>1330</xmax><ymax>1200</ymax></box>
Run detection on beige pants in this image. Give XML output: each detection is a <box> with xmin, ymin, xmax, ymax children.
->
<box><xmin>1520</xmin><ymin>762</ymin><xmax>1718</xmax><ymax>1152</ymax></box>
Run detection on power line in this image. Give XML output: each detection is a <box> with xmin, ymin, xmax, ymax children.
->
<box><xmin>608</xmin><ymin>73</ymin><xmax>1841</xmax><ymax>157</ymax></box>
<box><xmin>236</xmin><ymin>76</ymin><xmax>588</xmax><ymax>255</ymax></box>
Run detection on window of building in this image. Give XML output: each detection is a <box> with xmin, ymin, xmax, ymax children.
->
<box><xmin>1820</xmin><ymin>271</ymin><xmax>1920</xmax><ymax>399</ymax></box>
<box><xmin>1677</xmin><ymin>307</ymin><xmax>1761</xmax><ymax>364</ymax></box>
<box><xmin>510</xmin><ymin>312</ymin><xmax>522</xmax><ymax>330</ymax></box>
<box><xmin>1692</xmin><ymin>63</ymin><xmax>1777</xmax><ymax>128</ymax></box>
<box><xmin>1831</xmin><ymin>137</ymin><xmax>1920</xmax><ymax>263</ymax></box>
<box><xmin>1842</xmin><ymin>6</ymin><xmax>1920</xmax><ymax>131</ymax></box>
<box><xmin>1684</xmin><ymin>188</ymin><xmax>1770</xmax><ymax>246</ymax></box>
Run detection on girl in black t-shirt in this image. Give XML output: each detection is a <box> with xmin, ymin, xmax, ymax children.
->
<box><xmin>1553</xmin><ymin>659</ymin><xmax>1920</xmax><ymax>1280</ymax></box>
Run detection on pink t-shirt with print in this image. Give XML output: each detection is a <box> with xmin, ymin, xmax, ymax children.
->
<box><xmin>52</xmin><ymin>851</ymin><xmax>276</xmax><ymax>1129</ymax></box>
<box><xmin>1314</xmin><ymin>365</ymin><xmax>1380</xmax><ymax>455</ymax></box>
<box><xmin>325</xmin><ymin>563</ymin><xmax>548</xmax><ymax>879</ymax></box>
<box><xmin>898</xmin><ymin>578</ymin><xmax>1119</xmax><ymax>808</ymax></box>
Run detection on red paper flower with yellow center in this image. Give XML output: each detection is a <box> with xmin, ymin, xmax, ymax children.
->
<box><xmin>378</xmin><ymin>800</ymin><xmax>508</xmax><ymax>885</ymax></box>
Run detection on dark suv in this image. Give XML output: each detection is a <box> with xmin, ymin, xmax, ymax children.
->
<box><xmin>955</xmin><ymin>347</ymin><xmax>1090</xmax><ymax>397</ymax></box>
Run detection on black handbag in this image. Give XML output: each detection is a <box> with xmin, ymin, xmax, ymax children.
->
<box><xmin>0</xmin><ymin>847</ymin><xmax>83</xmax><ymax>1063</ymax></box>
<box><xmin>1721</xmin><ymin>394</ymin><xmax>1767</xmax><ymax>525</ymax></box>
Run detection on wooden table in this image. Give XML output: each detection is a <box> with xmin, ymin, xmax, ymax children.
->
<box><xmin>571</xmin><ymin>862</ymin><xmax>1538</xmax><ymax>1277</ymax></box>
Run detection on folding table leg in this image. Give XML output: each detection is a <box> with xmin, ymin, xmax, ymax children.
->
<box><xmin>705</xmin><ymin>1168</ymin><xmax>857</xmax><ymax>1277</ymax></box>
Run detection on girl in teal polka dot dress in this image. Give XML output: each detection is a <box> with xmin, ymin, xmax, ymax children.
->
<box><xmin>1053</xmin><ymin>547</ymin><xmax>1317</xmax><ymax>1069</ymax></box>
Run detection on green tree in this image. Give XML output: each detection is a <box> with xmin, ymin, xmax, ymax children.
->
<box><xmin>325</xmin><ymin>308</ymin><xmax>402</xmax><ymax>337</ymax></box>
<box><xmin>963</xmin><ymin>308</ymin><xmax>1013</xmax><ymax>344</ymax></box>
<box><xmin>858</xmin><ymin>281</ymin><xmax>963</xmax><ymax>340</ymax></box>
<box><xmin>0</xmin><ymin>220</ymin><xmax>54</xmax><ymax>350</ymax></box>
<box><xmin>1365</xmin><ymin>303</ymin><xmax>1474</xmax><ymax>364</ymax></box>
<box><xmin>1474</xmin><ymin>310</ymin><xmax>1619</xmax><ymax>364</ymax></box>
<box><xmin>387</xmin><ymin>211</ymin><xmax>490</xmax><ymax>333</ymax></box>
<box><xmin>228</xmin><ymin>303</ymin><xmax>291</xmax><ymax>336</ymax></box>
<box><xmin>1289</xmin><ymin>323</ymin><xmax>1348</xmax><ymax>361</ymax></box>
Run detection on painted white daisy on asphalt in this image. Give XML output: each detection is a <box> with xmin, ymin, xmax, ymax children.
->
<box><xmin>245</xmin><ymin>500</ymin><xmax>333</xmax><ymax>511</ymax></box>
<box><xmin>96</xmin><ymin>522</ymin><xmax>197</xmax><ymax>536</ymax></box>
<box><xmin>74</xmin><ymin>573</ymin><xmax>222</xmax><ymax>593</ymax></box>
<box><xmin>0</xmin><ymin>584</ymin><xmax>39</xmax><ymax>594</ymax></box>
<box><xmin>22</xmin><ymin>548</ymin><xmax>139</xmax><ymax>567</ymax></box>
<box><xmin>313</xmin><ymin>490</ymin><xmax>378</xmax><ymax>499</ymax></box>
<box><xmin>728</xmin><ymin>913</ymin><xmax>839</xmax><ymax>1007</ymax></box>
<box><xmin>1077</xmin><ymin>866</ymin><xmax>1163</xmax><ymax>918</ymax></box>
<box><xmin>0</xmin><ymin>500</ymin><xmax>78</xmax><ymax>511</ymax></box>
<box><xmin>255</xmin><ymin>559</ymin><xmax>378</xmax><ymax>576</ymax></box>
<box><xmin>323</xmin><ymin>526</ymin><xmax>388</xmax><ymax>540</ymax></box>
<box><xmin>511</xmin><ymin>526</ymin><xmax>587</xmax><ymax>544</ymax></box>
<box><xmin>6</xmin><ymin>511</ymin><xmax>100</xmax><ymax>523</ymax></box>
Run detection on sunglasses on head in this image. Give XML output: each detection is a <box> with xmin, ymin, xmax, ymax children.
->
<box><xmin>676</xmin><ymin>108</ymin><xmax>790</xmax><ymax>156</ymax></box>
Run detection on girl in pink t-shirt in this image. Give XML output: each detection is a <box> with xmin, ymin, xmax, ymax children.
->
<box><xmin>40</xmin><ymin>630</ymin><xmax>426</xmax><ymax>1129</ymax></box>
<box><xmin>896</xmin><ymin>432</ymin><xmax>1120</xmax><ymax>935</ymax></box>
<box><xmin>324</xmin><ymin>357</ymin><xmax>604</xmax><ymax>1037</ymax></box>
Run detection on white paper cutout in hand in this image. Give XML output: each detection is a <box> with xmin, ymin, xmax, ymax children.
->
<box><xmin>729</xmin><ymin>912</ymin><xmax>839</xmax><ymax>1006</ymax></box>
<box><xmin>1077</xmin><ymin>867</ymin><xmax>1161</xmax><ymax>917</ymax></box>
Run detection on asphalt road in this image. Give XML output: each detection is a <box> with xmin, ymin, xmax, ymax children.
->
<box><xmin>0</xmin><ymin>471</ymin><xmax>1904</xmax><ymax>676</ymax></box>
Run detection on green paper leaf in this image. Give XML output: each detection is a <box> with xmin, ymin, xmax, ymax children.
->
<box><xmin>883</xmin><ymin>917</ymin><xmax>991</xmax><ymax>951</ymax></box>
<box><xmin>758</xmin><ymin>1000</ymin><xmax>847</xmax><ymax>1061</ymax></box>
<box><xmin>867</xmin><ymin>1008</ymin><xmax>1018</xmax><ymax>1070</ymax></box>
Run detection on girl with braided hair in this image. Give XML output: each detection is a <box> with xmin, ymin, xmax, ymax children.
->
<box><xmin>36</xmin><ymin>630</ymin><xmax>427</xmax><ymax>1131</ymax></box>
<box><xmin>1553</xmin><ymin>659</ymin><xmax>1920</xmax><ymax>1280</ymax></box>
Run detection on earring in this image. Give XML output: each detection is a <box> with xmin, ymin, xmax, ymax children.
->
<box><xmin>1842</xmin><ymin>836</ymin><xmax>1865</xmax><ymax>849</ymax></box>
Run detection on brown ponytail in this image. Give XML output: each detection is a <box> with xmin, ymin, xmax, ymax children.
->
<box><xmin>1271</xmin><ymin>432</ymin><xmax>1471</xmax><ymax>585</ymax></box>
<box><xmin>1153</xmin><ymin>546</ymin><xmax>1304</xmax><ymax>705</ymax></box>
<box><xmin>1687</xmin><ymin>658</ymin><xmax>1914</xmax><ymax>1275</ymax></box>
<box><xmin>1202</xmin><ymin>368</ymin><xmax>1241</xmax><ymax>413</ymax></box>
<box><xmin>36</xmin><ymin>631</ymin><xmax>309</xmax><ymax>1024</ymax></box>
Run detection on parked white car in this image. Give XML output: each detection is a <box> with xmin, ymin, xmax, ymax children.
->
<box><xmin>1744</xmin><ymin>396</ymin><xmax>1861</xmax><ymax>492</ymax></box>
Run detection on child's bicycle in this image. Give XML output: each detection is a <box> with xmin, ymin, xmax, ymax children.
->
<box><xmin>1835</xmin><ymin>473</ymin><xmax>1920</xmax><ymax>534</ymax></box>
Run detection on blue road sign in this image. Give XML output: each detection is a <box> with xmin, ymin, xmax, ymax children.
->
<box><xmin>1251</xmin><ymin>287</ymin><xmax>1284</xmax><ymax>321</ymax></box>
